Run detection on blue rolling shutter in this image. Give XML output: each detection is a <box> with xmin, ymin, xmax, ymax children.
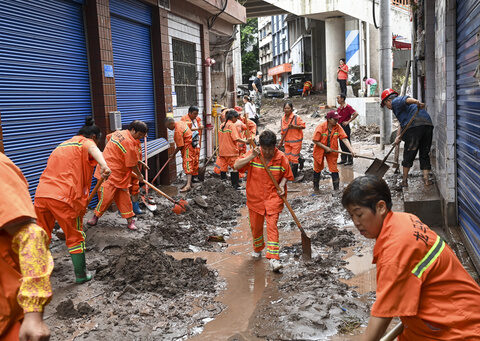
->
<box><xmin>0</xmin><ymin>0</ymin><xmax>92</xmax><ymax>198</ymax></box>
<box><xmin>110</xmin><ymin>0</ymin><xmax>156</xmax><ymax>139</ymax></box>
<box><xmin>456</xmin><ymin>0</ymin><xmax>480</xmax><ymax>270</ymax></box>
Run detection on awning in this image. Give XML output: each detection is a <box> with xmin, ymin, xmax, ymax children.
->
<box><xmin>268</xmin><ymin>63</ymin><xmax>292</xmax><ymax>76</ymax></box>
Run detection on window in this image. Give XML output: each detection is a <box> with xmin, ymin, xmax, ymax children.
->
<box><xmin>158</xmin><ymin>0</ymin><xmax>170</xmax><ymax>9</ymax></box>
<box><xmin>172</xmin><ymin>39</ymin><xmax>197</xmax><ymax>107</ymax></box>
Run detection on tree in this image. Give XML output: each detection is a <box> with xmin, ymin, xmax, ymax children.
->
<box><xmin>240</xmin><ymin>18</ymin><xmax>259</xmax><ymax>84</ymax></box>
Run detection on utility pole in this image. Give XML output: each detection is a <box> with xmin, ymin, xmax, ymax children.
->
<box><xmin>379</xmin><ymin>0</ymin><xmax>392</xmax><ymax>149</ymax></box>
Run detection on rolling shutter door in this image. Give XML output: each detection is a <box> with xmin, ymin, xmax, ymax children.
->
<box><xmin>110</xmin><ymin>0</ymin><xmax>156</xmax><ymax>139</ymax></box>
<box><xmin>0</xmin><ymin>0</ymin><xmax>92</xmax><ymax>197</ymax></box>
<box><xmin>456</xmin><ymin>0</ymin><xmax>480</xmax><ymax>270</ymax></box>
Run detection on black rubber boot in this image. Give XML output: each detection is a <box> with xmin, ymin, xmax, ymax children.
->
<box><xmin>338</xmin><ymin>155</ymin><xmax>347</xmax><ymax>165</ymax></box>
<box><xmin>313</xmin><ymin>171</ymin><xmax>320</xmax><ymax>192</ymax></box>
<box><xmin>299</xmin><ymin>157</ymin><xmax>305</xmax><ymax>170</ymax></box>
<box><xmin>331</xmin><ymin>172</ymin><xmax>340</xmax><ymax>190</ymax></box>
<box><xmin>292</xmin><ymin>163</ymin><xmax>299</xmax><ymax>178</ymax></box>
<box><xmin>231</xmin><ymin>172</ymin><xmax>241</xmax><ymax>190</ymax></box>
<box><xmin>220</xmin><ymin>172</ymin><xmax>227</xmax><ymax>180</ymax></box>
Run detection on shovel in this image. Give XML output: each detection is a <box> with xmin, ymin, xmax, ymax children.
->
<box><xmin>336</xmin><ymin>151</ymin><xmax>399</xmax><ymax>166</ymax></box>
<box><xmin>198</xmin><ymin>146</ymin><xmax>219</xmax><ymax>182</ymax></box>
<box><xmin>143</xmin><ymin>180</ymin><xmax>189</xmax><ymax>214</ymax></box>
<box><xmin>365</xmin><ymin>107</ymin><xmax>420</xmax><ymax>177</ymax></box>
<box><xmin>277</xmin><ymin>114</ymin><xmax>296</xmax><ymax>148</ymax></box>
<box><xmin>380</xmin><ymin>323</ymin><xmax>404</xmax><ymax>341</ymax></box>
<box><xmin>142</xmin><ymin>136</ymin><xmax>157</xmax><ymax>212</ymax></box>
<box><xmin>151</xmin><ymin>153</ymin><xmax>175</xmax><ymax>184</ymax></box>
<box><xmin>86</xmin><ymin>178</ymin><xmax>105</xmax><ymax>207</ymax></box>
<box><xmin>245</xmin><ymin>124</ymin><xmax>312</xmax><ymax>259</ymax></box>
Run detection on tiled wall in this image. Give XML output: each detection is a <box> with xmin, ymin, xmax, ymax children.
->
<box><xmin>432</xmin><ymin>0</ymin><xmax>457</xmax><ymax>224</ymax></box>
<box><xmin>167</xmin><ymin>13</ymin><xmax>205</xmax><ymax>175</ymax></box>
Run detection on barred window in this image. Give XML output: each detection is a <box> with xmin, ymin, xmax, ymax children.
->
<box><xmin>172</xmin><ymin>39</ymin><xmax>197</xmax><ymax>107</ymax></box>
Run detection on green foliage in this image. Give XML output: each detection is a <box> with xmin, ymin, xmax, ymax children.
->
<box><xmin>241</xmin><ymin>18</ymin><xmax>259</xmax><ymax>82</ymax></box>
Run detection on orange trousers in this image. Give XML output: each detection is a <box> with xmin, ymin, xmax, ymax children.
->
<box><xmin>129</xmin><ymin>175</ymin><xmax>140</xmax><ymax>196</ymax></box>
<box><xmin>94</xmin><ymin>181</ymin><xmax>134</xmax><ymax>219</ymax></box>
<box><xmin>34</xmin><ymin>197</ymin><xmax>85</xmax><ymax>254</ymax></box>
<box><xmin>284</xmin><ymin>141</ymin><xmax>302</xmax><ymax>164</ymax></box>
<box><xmin>313</xmin><ymin>153</ymin><xmax>338</xmax><ymax>173</ymax></box>
<box><xmin>248</xmin><ymin>208</ymin><xmax>280</xmax><ymax>260</ymax></box>
<box><xmin>192</xmin><ymin>147</ymin><xmax>200</xmax><ymax>176</ymax></box>
<box><xmin>2</xmin><ymin>320</ymin><xmax>21</xmax><ymax>341</ymax></box>
<box><xmin>214</xmin><ymin>155</ymin><xmax>238</xmax><ymax>174</ymax></box>
<box><xmin>181</xmin><ymin>144</ymin><xmax>195</xmax><ymax>175</ymax></box>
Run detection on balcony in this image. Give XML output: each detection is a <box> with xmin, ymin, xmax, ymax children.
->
<box><xmin>185</xmin><ymin>0</ymin><xmax>246</xmax><ymax>24</ymax></box>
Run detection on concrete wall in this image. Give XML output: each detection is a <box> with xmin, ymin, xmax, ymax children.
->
<box><xmin>391</xmin><ymin>5</ymin><xmax>412</xmax><ymax>43</ymax></box>
<box><xmin>368</xmin><ymin>23</ymin><xmax>380</xmax><ymax>85</ymax></box>
<box><xmin>345</xmin><ymin>97</ymin><xmax>382</xmax><ymax>126</ymax></box>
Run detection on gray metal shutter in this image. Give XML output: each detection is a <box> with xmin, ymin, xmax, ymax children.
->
<box><xmin>456</xmin><ymin>0</ymin><xmax>480</xmax><ymax>270</ymax></box>
<box><xmin>110</xmin><ymin>0</ymin><xmax>156</xmax><ymax>139</ymax></box>
<box><xmin>0</xmin><ymin>0</ymin><xmax>92</xmax><ymax>197</ymax></box>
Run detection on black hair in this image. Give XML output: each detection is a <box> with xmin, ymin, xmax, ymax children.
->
<box><xmin>342</xmin><ymin>175</ymin><xmax>393</xmax><ymax>213</ymax></box>
<box><xmin>338</xmin><ymin>93</ymin><xmax>346</xmax><ymax>100</ymax></box>
<box><xmin>259</xmin><ymin>130</ymin><xmax>277</xmax><ymax>147</ymax></box>
<box><xmin>78</xmin><ymin>116</ymin><xmax>101</xmax><ymax>139</ymax></box>
<box><xmin>283</xmin><ymin>101</ymin><xmax>293</xmax><ymax>110</ymax></box>
<box><xmin>222</xmin><ymin>109</ymin><xmax>237</xmax><ymax>130</ymax></box>
<box><xmin>363</xmin><ymin>76</ymin><xmax>367</xmax><ymax>81</ymax></box>
<box><xmin>188</xmin><ymin>106</ymin><xmax>199</xmax><ymax>114</ymax></box>
<box><xmin>128</xmin><ymin>120</ymin><xmax>148</xmax><ymax>133</ymax></box>
<box><xmin>340</xmin><ymin>58</ymin><xmax>346</xmax><ymax>63</ymax></box>
<box><xmin>243</xmin><ymin>95</ymin><xmax>251</xmax><ymax>102</ymax></box>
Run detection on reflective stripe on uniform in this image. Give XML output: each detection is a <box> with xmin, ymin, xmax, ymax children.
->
<box><xmin>285</xmin><ymin>139</ymin><xmax>302</xmax><ymax>143</ymax></box>
<box><xmin>411</xmin><ymin>235</ymin><xmax>446</xmax><ymax>278</ymax></box>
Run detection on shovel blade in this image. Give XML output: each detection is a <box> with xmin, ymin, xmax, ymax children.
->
<box><xmin>172</xmin><ymin>204</ymin><xmax>186</xmax><ymax>214</ymax></box>
<box><xmin>301</xmin><ymin>233</ymin><xmax>312</xmax><ymax>260</ymax></box>
<box><xmin>365</xmin><ymin>159</ymin><xmax>390</xmax><ymax>178</ymax></box>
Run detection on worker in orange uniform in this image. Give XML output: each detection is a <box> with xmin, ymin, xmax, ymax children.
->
<box><xmin>181</xmin><ymin>105</ymin><xmax>203</xmax><ymax>183</ymax></box>
<box><xmin>312</xmin><ymin>110</ymin><xmax>356</xmax><ymax>191</ymax></box>
<box><xmin>280</xmin><ymin>101</ymin><xmax>305</xmax><ymax>180</ymax></box>
<box><xmin>88</xmin><ymin>120</ymin><xmax>147</xmax><ymax>231</ymax></box>
<box><xmin>214</xmin><ymin>109</ymin><xmax>248</xmax><ymax>189</ymax></box>
<box><xmin>342</xmin><ymin>175</ymin><xmax>480</xmax><ymax>340</ymax></box>
<box><xmin>105</xmin><ymin>132</ymin><xmax>144</xmax><ymax>215</ymax></box>
<box><xmin>233</xmin><ymin>106</ymin><xmax>248</xmax><ymax>156</ymax></box>
<box><xmin>1</xmin><ymin>153</ymin><xmax>53</xmax><ymax>341</ymax></box>
<box><xmin>302</xmin><ymin>80</ymin><xmax>313</xmax><ymax>97</ymax></box>
<box><xmin>166</xmin><ymin>117</ymin><xmax>194</xmax><ymax>192</ymax></box>
<box><xmin>35</xmin><ymin>118</ymin><xmax>111</xmax><ymax>283</ymax></box>
<box><xmin>234</xmin><ymin>130</ymin><xmax>293</xmax><ymax>272</ymax></box>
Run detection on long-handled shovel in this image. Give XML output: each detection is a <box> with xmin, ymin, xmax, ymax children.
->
<box><xmin>151</xmin><ymin>153</ymin><xmax>175</xmax><ymax>184</ymax></box>
<box><xmin>142</xmin><ymin>136</ymin><xmax>157</xmax><ymax>212</ymax></box>
<box><xmin>380</xmin><ymin>323</ymin><xmax>404</xmax><ymax>341</ymax></box>
<box><xmin>245</xmin><ymin>126</ymin><xmax>312</xmax><ymax>259</ymax></box>
<box><xmin>365</xmin><ymin>107</ymin><xmax>420</xmax><ymax>177</ymax></box>
<box><xmin>86</xmin><ymin>178</ymin><xmax>105</xmax><ymax>207</ymax></box>
<box><xmin>198</xmin><ymin>146</ymin><xmax>219</xmax><ymax>182</ymax></box>
<box><xmin>336</xmin><ymin>151</ymin><xmax>399</xmax><ymax>166</ymax></box>
<box><xmin>143</xmin><ymin>180</ymin><xmax>189</xmax><ymax>215</ymax></box>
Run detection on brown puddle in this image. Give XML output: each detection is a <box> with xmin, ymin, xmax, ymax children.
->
<box><xmin>169</xmin><ymin>206</ymin><xmax>300</xmax><ymax>340</ymax></box>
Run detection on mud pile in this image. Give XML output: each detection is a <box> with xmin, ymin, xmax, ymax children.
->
<box><xmin>351</xmin><ymin>124</ymin><xmax>380</xmax><ymax>142</ymax></box>
<box><xmin>96</xmin><ymin>239</ymin><xmax>216</xmax><ymax>296</ymax></box>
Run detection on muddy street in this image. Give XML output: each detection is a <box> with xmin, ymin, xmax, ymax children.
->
<box><xmin>43</xmin><ymin>95</ymin><xmax>478</xmax><ymax>340</ymax></box>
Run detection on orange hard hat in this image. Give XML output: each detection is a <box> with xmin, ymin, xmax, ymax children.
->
<box><xmin>380</xmin><ymin>88</ymin><xmax>398</xmax><ymax>107</ymax></box>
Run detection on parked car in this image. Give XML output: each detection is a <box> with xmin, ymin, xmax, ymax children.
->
<box><xmin>236</xmin><ymin>84</ymin><xmax>250</xmax><ymax>98</ymax></box>
<box><xmin>288</xmin><ymin>73</ymin><xmax>312</xmax><ymax>97</ymax></box>
<box><xmin>263</xmin><ymin>84</ymin><xmax>285</xmax><ymax>98</ymax></box>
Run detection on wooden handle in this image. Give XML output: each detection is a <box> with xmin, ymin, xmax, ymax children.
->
<box><xmin>278</xmin><ymin>115</ymin><xmax>296</xmax><ymax>147</ymax></box>
<box><xmin>86</xmin><ymin>178</ymin><xmax>104</xmax><ymax>207</ymax></box>
<box><xmin>144</xmin><ymin>180</ymin><xmax>176</xmax><ymax>204</ymax></box>
<box><xmin>138</xmin><ymin>159</ymin><xmax>150</xmax><ymax>169</ymax></box>
<box><xmin>151</xmin><ymin>155</ymin><xmax>173</xmax><ymax>183</ymax></box>
<box><xmin>244</xmin><ymin>123</ymin><xmax>308</xmax><ymax>237</ymax></box>
<box><xmin>380</xmin><ymin>323</ymin><xmax>404</xmax><ymax>341</ymax></box>
<box><xmin>205</xmin><ymin>146</ymin><xmax>219</xmax><ymax>166</ymax></box>
<box><xmin>381</xmin><ymin>107</ymin><xmax>421</xmax><ymax>163</ymax></box>
<box><xmin>336</xmin><ymin>150</ymin><xmax>397</xmax><ymax>164</ymax></box>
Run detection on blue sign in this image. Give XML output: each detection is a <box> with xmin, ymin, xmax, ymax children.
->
<box><xmin>104</xmin><ymin>64</ymin><xmax>114</xmax><ymax>78</ymax></box>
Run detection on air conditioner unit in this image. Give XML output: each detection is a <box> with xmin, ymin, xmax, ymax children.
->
<box><xmin>109</xmin><ymin>111</ymin><xmax>122</xmax><ymax>131</ymax></box>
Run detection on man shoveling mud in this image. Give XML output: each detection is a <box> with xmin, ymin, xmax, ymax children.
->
<box><xmin>342</xmin><ymin>175</ymin><xmax>480</xmax><ymax>340</ymax></box>
<box><xmin>181</xmin><ymin>106</ymin><xmax>203</xmax><ymax>183</ymax></box>
<box><xmin>165</xmin><ymin>117</ymin><xmax>195</xmax><ymax>192</ymax></box>
<box><xmin>234</xmin><ymin>130</ymin><xmax>294</xmax><ymax>272</ymax></box>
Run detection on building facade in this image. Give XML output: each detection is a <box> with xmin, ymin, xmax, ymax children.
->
<box><xmin>258</xmin><ymin>16</ymin><xmax>273</xmax><ymax>83</ymax></box>
<box><xmin>268</xmin><ymin>14</ymin><xmax>290</xmax><ymax>93</ymax></box>
<box><xmin>0</xmin><ymin>0</ymin><xmax>245</xmax><ymax>195</ymax></box>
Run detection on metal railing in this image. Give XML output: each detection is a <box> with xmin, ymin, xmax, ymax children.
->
<box><xmin>392</xmin><ymin>0</ymin><xmax>410</xmax><ymax>10</ymax></box>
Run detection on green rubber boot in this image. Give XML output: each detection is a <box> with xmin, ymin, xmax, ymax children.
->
<box><xmin>70</xmin><ymin>252</ymin><xmax>92</xmax><ymax>284</ymax></box>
